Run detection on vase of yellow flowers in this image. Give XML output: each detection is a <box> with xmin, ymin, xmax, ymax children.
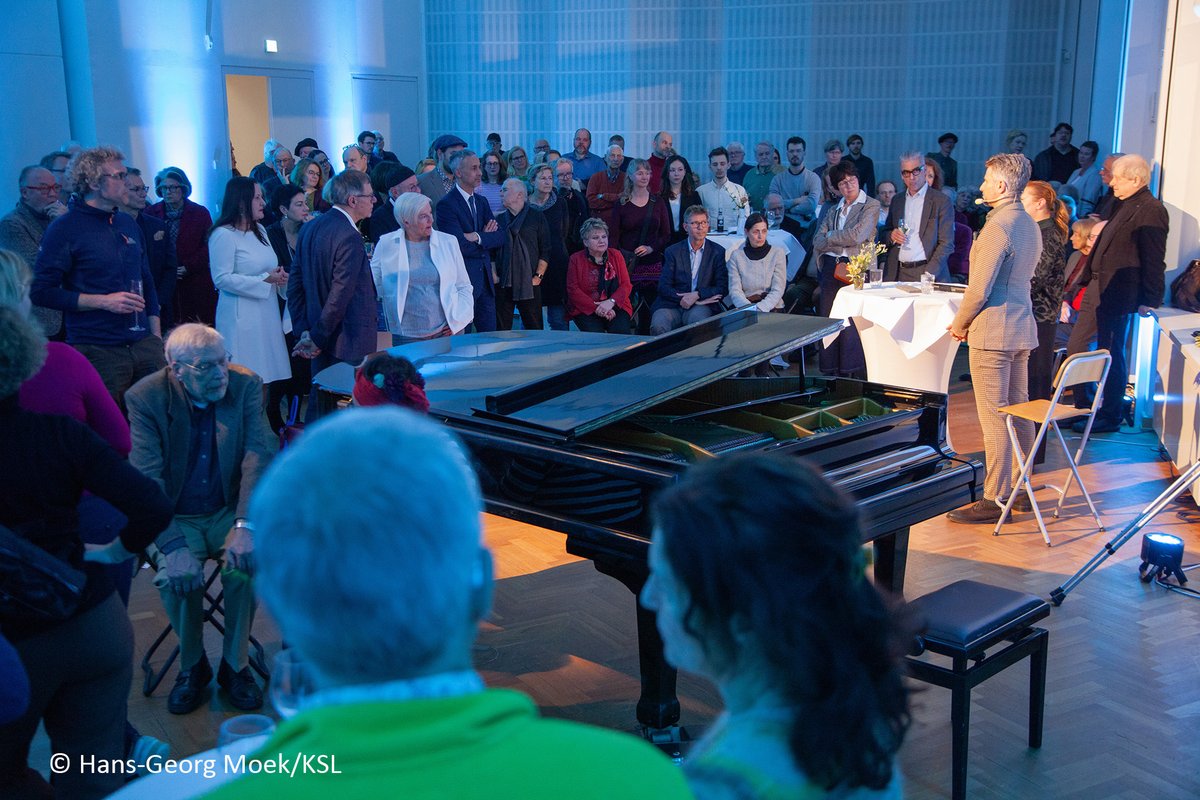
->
<box><xmin>845</xmin><ymin>240</ymin><xmax>887</xmax><ymax>289</ymax></box>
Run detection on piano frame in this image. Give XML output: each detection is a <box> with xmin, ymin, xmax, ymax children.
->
<box><xmin>314</xmin><ymin>309</ymin><xmax>983</xmax><ymax>740</ymax></box>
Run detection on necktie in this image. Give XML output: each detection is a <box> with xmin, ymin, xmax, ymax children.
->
<box><xmin>468</xmin><ymin>195</ymin><xmax>477</xmax><ymax>223</ymax></box>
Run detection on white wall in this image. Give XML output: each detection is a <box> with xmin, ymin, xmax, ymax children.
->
<box><xmin>28</xmin><ymin>0</ymin><xmax>427</xmax><ymax>211</ymax></box>
<box><xmin>425</xmin><ymin>0</ymin><xmax>1106</xmax><ymax>189</ymax></box>
<box><xmin>1157</xmin><ymin>0</ymin><xmax>1200</xmax><ymax>287</ymax></box>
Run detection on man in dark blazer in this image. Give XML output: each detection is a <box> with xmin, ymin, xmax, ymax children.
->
<box><xmin>1067</xmin><ymin>154</ymin><xmax>1168</xmax><ymax>432</ymax></box>
<box><xmin>880</xmin><ymin>152</ymin><xmax>955</xmax><ymax>282</ymax></box>
<box><xmin>288</xmin><ymin>169</ymin><xmax>379</xmax><ymax>421</ymax></box>
<box><xmin>650</xmin><ymin>205</ymin><xmax>727</xmax><ymax>335</ymax></box>
<box><xmin>435</xmin><ymin>150</ymin><xmax>505</xmax><ymax>332</ymax></box>
<box><xmin>123</xmin><ymin>168</ymin><xmax>178</xmax><ymax>330</ymax></box>
<box><xmin>127</xmin><ymin>323</ymin><xmax>275</xmax><ymax>713</ymax></box>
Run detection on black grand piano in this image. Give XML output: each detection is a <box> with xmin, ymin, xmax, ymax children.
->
<box><xmin>315</xmin><ymin>310</ymin><xmax>982</xmax><ymax>741</ymax></box>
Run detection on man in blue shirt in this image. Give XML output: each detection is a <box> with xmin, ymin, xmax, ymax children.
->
<box><xmin>31</xmin><ymin>146</ymin><xmax>165</xmax><ymax>411</ymax></box>
<box><xmin>564</xmin><ymin>128</ymin><xmax>606</xmax><ymax>187</ymax></box>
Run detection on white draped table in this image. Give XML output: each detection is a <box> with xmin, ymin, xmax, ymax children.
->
<box><xmin>823</xmin><ymin>284</ymin><xmax>963</xmax><ymax>395</ymax></box>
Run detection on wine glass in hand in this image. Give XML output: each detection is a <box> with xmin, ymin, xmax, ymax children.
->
<box><xmin>128</xmin><ymin>279</ymin><xmax>146</xmax><ymax>331</ymax></box>
<box><xmin>270</xmin><ymin>648</ymin><xmax>317</xmax><ymax>719</ymax></box>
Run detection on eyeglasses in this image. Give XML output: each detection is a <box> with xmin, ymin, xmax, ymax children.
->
<box><xmin>101</xmin><ymin>171</ymin><xmax>128</xmax><ymax>182</ymax></box>
<box><xmin>350</xmin><ymin>193</ymin><xmax>377</xmax><ymax>203</ymax></box>
<box><xmin>900</xmin><ymin>166</ymin><xmax>925</xmax><ymax>178</ymax></box>
<box><xmin>128</xmin><ymin>185</ymin><xmax>149</xmax><ymax>194</ymax></box>
<box><xmin>837</xmin><ymin>179</ymin><xmax>859</xmax><ymax>189</ymax></box>
<box><xmin>161</xmin><ymin>184</ymin><xmax>186</xmax><ymax>193</ymax></box>
<box><xmin>176</xmin><ymin>352</ymin><xmax>231</xmax><ymax>375</ymax></box>
<box><xmin>24</xmin><ymin>183</ymin><xmax>60</xmax><ymax>194</ymax></box>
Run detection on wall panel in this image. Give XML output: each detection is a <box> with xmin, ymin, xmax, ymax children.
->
<box><xmin>426</xmin><ymin>0</ymin><xmax>1076</xmax><ymax>189</ymax></box>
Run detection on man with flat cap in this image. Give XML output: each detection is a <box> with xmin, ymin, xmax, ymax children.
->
<box><xmin>417</xmin><ymin>135</ymin><xmax>468</xmax><ymax>207</ymax></box>
<box><xmin>369</xmin><ymin>162</ymin><xmax>420</xmax><ymax>243</ymax></box>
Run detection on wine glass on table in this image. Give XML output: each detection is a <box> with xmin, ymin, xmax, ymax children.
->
<box><xmin>128</xmin><ymin>279</ymin><xmax>146</xmax><ymax>331</ymax></box>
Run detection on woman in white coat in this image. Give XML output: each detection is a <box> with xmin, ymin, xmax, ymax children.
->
<box><xmin>371</xmin><ymin>192</ymin><xmax>474</xmax><ymax>344</ymax></box>
<box><xmin>207</xmin><ymin>177</ymin><xmax>290</xmax><ymax>389</ymax></box>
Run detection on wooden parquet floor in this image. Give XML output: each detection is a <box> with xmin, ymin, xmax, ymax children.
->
<box><xmin>64</xmin><ymin>350</ymin><xmax>1200</xmax><ymax>798</ymax></box>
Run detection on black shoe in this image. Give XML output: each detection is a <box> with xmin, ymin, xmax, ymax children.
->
<box><xmin>168</xmin><ymin>655</ymin><xmax>213</xmax><ymax>715</ymax></box>
<box><xmin>1072</xmin><ymin>418</ymin><xmax>1119</xmax><ymax>434</ymax></box>
<box><xmin>217</xmin><ymin>659</ymin><xmax>263</xmax><ymax>711</ymax></box>
<box><xmin>947</xmin><ymin>499</ymin><xmax>1003</xmax><ymax>524</ymax></box>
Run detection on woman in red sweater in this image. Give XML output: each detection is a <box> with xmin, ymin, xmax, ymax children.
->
<box><xmin>566</xmin><ymin>218</ymin><xmax>633</xmax><ymax>334</ymax></box>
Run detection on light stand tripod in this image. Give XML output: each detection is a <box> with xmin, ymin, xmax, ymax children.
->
<box><xmin>1050</xmin><ymin>459</ymin><xmax>1200</xmax><ymax>606</ymax></box>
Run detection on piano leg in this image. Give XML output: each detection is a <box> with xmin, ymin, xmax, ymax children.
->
<box><xmin>872</xmin><ymin>527</ymin><xmax>910</xmax><ymax>595</ymax></box>
<box><xmin>585</xmin><ymin>556</ymin><xmax>684</xmax><ymax>737</ymax></box>
<box><xmin>634</xmin><ymin>600</ymin><xmax>682</xmax><ymax>731</ymax></box>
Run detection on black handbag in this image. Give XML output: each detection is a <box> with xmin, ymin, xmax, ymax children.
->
<box><xmin>0</xmin><ymin>522</ymin><xmax>86</xmax><ymax>624</ymax></box>
<box><xmin>1170</xmin><ymin>259</ymin><xmax>1200</xmax><ymax>313</ymax></box>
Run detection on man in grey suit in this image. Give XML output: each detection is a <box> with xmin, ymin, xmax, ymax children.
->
<box><xmin>289</xmin><ymin>170</ymin><xmax>379</xmax><ymax>421</ymax></box>
<box><xmin>881</xmin><ymin>151</ymin><xmax>954</xmax><ymax>281</ymax></box>
<box><xmin>946</xmin><ymin>153</ymin><xmax>1041</xmax><ymax>524</ymax></box>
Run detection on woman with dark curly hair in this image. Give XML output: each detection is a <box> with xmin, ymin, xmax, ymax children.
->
<box><xmin>351</xmin><ymin>352</ymin><xmax>429</xmax><ymax>412</ymax></box>
<box><xmin>642</xmin><ymin>453</ymin><xmax>910</xmax><ymax>799</ymax></box>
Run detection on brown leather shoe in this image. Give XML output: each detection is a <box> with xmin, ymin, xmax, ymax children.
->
<box><xmin>1012</xmin><ymin>494</ymin><xmax>1033</xmax><ymax>513</ymax></box>
<box><xmin>947</xmin><ymin>499</ymin><xmax>1003</xmax><ymax>524</ymax></box>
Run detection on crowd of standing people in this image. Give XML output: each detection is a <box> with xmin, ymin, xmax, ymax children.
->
<box><xmin>0</xmin><ymin>115</ymin><xmax>1170</xmax><ymax>797</ymax></box>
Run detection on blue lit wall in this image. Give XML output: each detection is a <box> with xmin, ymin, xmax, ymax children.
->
<box><xmin>425</xmin><ymin>0</ymin><xmax>1070</xmax><ymax>188</ymax></box>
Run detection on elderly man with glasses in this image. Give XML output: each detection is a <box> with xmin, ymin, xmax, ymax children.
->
<box><xmin>0</xmin><ymin>164</ymin><xmax>68</xmax><ymax>336</ymax></box>
<box><xmin>289</xmin><ymin>169</ymin><xmax>380</xmax><ymax>420</ymax></box>
<box><xmin>31</xmin><ymin>146</ymin><xmax>166</xmax><ymax>410</ymax></box>
<box><xmin>880</xmin><ymin>151</ymin><xmax>955</xmax><ymax>282</ymax></box>
<box><xmin>126</xmin><ymin>323</ymin><xmax>275</xmax><ymax>713</ymax></box>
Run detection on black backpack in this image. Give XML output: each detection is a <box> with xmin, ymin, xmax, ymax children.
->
<box><xmin>1170</xmin><ymin>259</ymin><xmax>1200</xmax><ymax>313</ymax></box>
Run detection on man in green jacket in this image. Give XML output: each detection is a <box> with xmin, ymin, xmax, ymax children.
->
<box><xmin>201</xmin><ymin>406</ymin><xmax>692</xmax><ymax>800</ymax></box>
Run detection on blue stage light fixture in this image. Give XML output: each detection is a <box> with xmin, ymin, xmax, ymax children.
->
<box><xmin>1139</xmin><ymin>532</ymin><xmax>1187</xmax><ymax>584</ymax></box>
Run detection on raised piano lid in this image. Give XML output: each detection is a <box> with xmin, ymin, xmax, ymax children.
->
<box><xmin>313</xmin><ymin>309</ymin><xmax>844</xmax><ymax>439</ymax></box>
<box><xmin>314</xmin><ymin>311</ymin><xmax>844</xmax><ymax>438</ymax></box>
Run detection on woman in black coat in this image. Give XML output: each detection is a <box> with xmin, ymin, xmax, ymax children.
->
<box><xmin>528</xmin><ymin>164</ymin><xmax>571</xmax><ymax>331</ymax></box>
<box><xmin>0</xmin><ymin>308</ymin><xmax>173</xmax><ymax>799</ymax></box>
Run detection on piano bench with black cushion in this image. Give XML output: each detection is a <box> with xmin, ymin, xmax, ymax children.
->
<box><xmin>904</xmin><ymin>580</ymin><xmax>1051</xmax><ymax>800</ymax></box>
